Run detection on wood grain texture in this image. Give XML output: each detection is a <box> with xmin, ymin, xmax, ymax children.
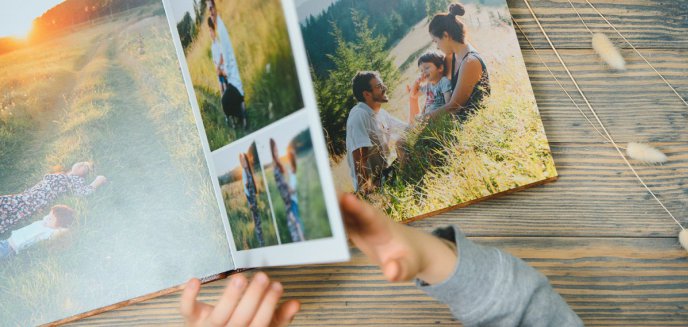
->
<box><xmin>509</xmin><ymin>0</ymin><xmax>688</xmax><ymax>50</ymax></box>
<box><xmin>66</xmin><ymin>0</ymin><xmax>687</xmax><ymax>326</ymax></box>
<box><xmin>70</xmin><ymin>242</ymin><xmax>688</xmax><ymax>326</ymax></box>
<box><xmin>521</xmin><ymin>49</ymin><xmax>688</xmax><ymax>143</ymax></box>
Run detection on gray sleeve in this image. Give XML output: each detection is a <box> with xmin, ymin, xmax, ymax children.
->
<box><xmin>416</xmin><ymin>226</ymin><xmax>583</xmax><ymax>327</ymax></box>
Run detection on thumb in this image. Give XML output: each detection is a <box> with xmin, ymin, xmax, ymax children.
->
<box><xmin>381</xmin><ymin>259</ymin><xmax>407</xmax><ymax>283</ymax></box>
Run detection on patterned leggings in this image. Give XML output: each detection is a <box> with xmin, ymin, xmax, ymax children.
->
<box><xmin>249</xmin><ymin>203</ymin><xmax>264</xmax><ymax>247</ymax></box>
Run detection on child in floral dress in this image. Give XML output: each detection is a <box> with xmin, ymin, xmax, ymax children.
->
<box><xmin>0</xmin><ymin>162</ymin><xmax>106</xmax><ymax>234</ymax></box>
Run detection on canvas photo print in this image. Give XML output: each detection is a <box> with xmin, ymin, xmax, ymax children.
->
<box><xmin>168</xmin><ymin>0</ymin><xmax>305</xmax><ymax>151</ymax></box>
<box><xmin>298</xmin><ymin>0</ymin><xmax>557</xmax><ymax>222</ymax></box>
<box><xmin>0</xmin><ymin>0</ymin><xmax>231</xmax><ymax>325</ymax></box>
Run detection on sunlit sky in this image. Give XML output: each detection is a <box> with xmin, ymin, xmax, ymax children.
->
<box><xmin>0</xmin><ymin>0</ymin><xmax>66</xmax><ymax>38</ymax></box>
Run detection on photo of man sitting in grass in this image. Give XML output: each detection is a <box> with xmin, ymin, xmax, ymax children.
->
<box><xmin>300</xmin><ymin>0</ymin><xmax>557</xmax><ymax>221</ymax></box>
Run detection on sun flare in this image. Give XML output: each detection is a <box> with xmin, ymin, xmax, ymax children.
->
<box><xmin>0</xmin><ymin>0</ymin><xmax>65</xmax><ymax>39</ymax></box>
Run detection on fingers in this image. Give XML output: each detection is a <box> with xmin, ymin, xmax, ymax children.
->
<box><xmin>339</xmin><ymin>193</ymin><xmax>388</xmax><ymax>236</ymax></box>
<box><xmin>249</xmin><ymin>281</ymin><xmax>284</xmax><ymax>326</ymax></box>
<box><xmin>227</xmin><ymin>272</ymin><xmax>271</xmax><ymax>326</ymax></box>
<box><xmin>180</xmin><ymin>278</ymin><xmax>201</xmax><ymax>318</ymax></box>
<box><xmin>180</xmin><ymin>278</ymin><xmax>214</xmax><ymax>325</ymax></box>
<box><xmin>206</xmin><ymin>273</ymin><xmax>248</xmax><ymax>326</ymax></box>
<box><xmin>272</xmin><ymin>300</ymin><xmax>301</xmax><ymax>327</ymax></box>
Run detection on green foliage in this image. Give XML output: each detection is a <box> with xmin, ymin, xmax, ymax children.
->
<box><xmin>184</xmin><ymin>0</ymin><xmax>303</xmax><ymax>150</ymax></box>
<box><xmin>366</xmin><ymin>58</ymin><xmax>557</xmax><ymax>221</ymax></box>
<box><xmin>426</xmin><ymin>0</ymin><xmax>450</xmax><ymax>20</ymax></box>
<box><xmin>176</xmin><ymin>12</ymin><xmax>197</xmax><ymax>50</ymax></box>
<box><xmin>265</xmin><ymin>151</ymin><xmax>332</xmax><ymax>244</ymax></box>
<box><xmin>314</xmin><ymin>14</ymin><xmax>400</xmax><ymax>158</ymax></box>
<box><xmin>301</xmin><ymin>0</ymin><xmax>428</xmax><ymax>78</ymax></box>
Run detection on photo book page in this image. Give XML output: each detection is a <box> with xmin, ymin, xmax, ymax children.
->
<box><xmin>0</xmin><ymin>0</ymin><xmax>347</xmax><ymax>325</ymax></box>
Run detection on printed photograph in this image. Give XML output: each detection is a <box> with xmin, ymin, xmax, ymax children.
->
<box><xmin>298</xmin><ymin>0</ymin><xmax>557</xmax><ymax>222</ymax></box>
<box><xmin>255</xmin><ymin>116</ymin><xmax>333</xmax><ymax>244</ymax></box>
<box><xmin>215</xmin><ymin>142</ymin><xmax>279</xmax><ymax>250</ymax></box>
<box><xmin>169</xmin><ymin>0</ymin><xmax>305</xmax><ymax>151</ymax></box>
<box><xmin>0</xmin><ymin>0</ymin><xmax>231</xmax><ymax>325</ymax></box>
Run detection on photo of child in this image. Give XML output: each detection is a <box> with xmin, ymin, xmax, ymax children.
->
<box><xmin>215</xmin><ymin>142</ymin><xmax>279</xmax><ymax>250</ymax></box>
<box><xmin>0</xmin><ymin>1</ymin><xmax>231</xmax><ymax>324</ymax></box>
<box><xmin>256</xmin><ymin>114</ymin><xmax>333</xmax><ymax>244</ymax></box>
<box><xmin>299</xmin><ymin>0</ymin><xmax>557</xmax><ymax>221</ymax></box>
<box><xmin>169</xmin><ymin>0</ymin><xmax>305</xmax><ymax>151</ymax></box>
<box><xmin>0</xmin><ymin>205</ymin><xmax>75</xmax><ymax>260</ymax></box>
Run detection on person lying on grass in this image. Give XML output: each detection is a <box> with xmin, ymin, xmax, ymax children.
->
<box><xmin>0</xmin><ymin>205</ymin><xmax>76</xmax><ymax>261</ymax></box>
<box><xmin>0</xmin><ymin>162</ymin><xmax>106</xmax><ymax>235</ymax></box>
<box><xmin>408</xmin><ymin>51</ymin><xmax>453</xmax><ymax>121</ymax></box>
<box><xmin>180</xmin><ymin>194</ymin><xmax>583</xmax><ymax>327</ymax></box>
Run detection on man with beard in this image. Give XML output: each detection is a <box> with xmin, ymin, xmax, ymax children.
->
<box><xmin>346</xmin><ymin>71</ymin><xmax>408</xmax><ymax>193</ymax></box>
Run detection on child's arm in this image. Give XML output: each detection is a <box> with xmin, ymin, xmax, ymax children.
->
<box><xmin>407</xmin><ymin>77</ymin><xmax>422</xmax><ymax>124</ymax></box>
<box><xmin>180</xmin><ymin>273</ymin><xmax>300</xmax><ymax>327</ymax></box>
<box><xmin>339</xmin><ymin>193</ymin><xmax>583</xmax><ymax>326</ymax></box>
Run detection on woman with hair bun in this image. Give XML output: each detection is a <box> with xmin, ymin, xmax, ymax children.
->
<box><xmin>427</xmin><ymin>3</ymin><xmax>491</xmax><ymax>122</ymax></box>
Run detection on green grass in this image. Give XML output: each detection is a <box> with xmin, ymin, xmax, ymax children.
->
<box><xmin>0</xmin><ymin>5</ymin><xmax>231</xmax><ymax>325</ymax></box>
<box><xmin>365</xmin><ymin>57</ymin><xmax>557</xmax><ymax>221</ymax></box>
<box><xmin>221</xmin><ymin>178</ymin><xmax>279</xmax><ymax>251</ymax></box>
<box><xmin>264</xmin><ymin>152</ymin><xmax>332</xmax><ymax>244</ymax></box>
<box><xmin>183</xmin><ymin>0</ymin><xmax>304</xmax><ymax>150</ymax></box>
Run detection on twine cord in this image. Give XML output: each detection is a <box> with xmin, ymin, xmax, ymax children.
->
<box><xmin>521</xmin><ymin>0</ymin><xmax>685</xmax><ymax>231</ymax></box>
<box><xmin>582</xmin><ymin>0</ymin><xmax>688</xmax><ymax>108</ymax></box>
<box><xmin>513</xmin><ymin>18</ymin><xmax>613</xmax><ymax>145</ymax></box>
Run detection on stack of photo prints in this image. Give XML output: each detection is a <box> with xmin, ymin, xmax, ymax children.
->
<box><xmin>0</xmin><ymin>0</ymin><xmax>556</xmax><ymax>324</ymax></box>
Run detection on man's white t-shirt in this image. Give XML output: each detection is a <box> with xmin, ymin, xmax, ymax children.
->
<box><xmin>215</xmin><ymin>15</ymin><xmax>244</xmax><ymax>95</ymax></box>
<box><xmin>346</xmin><ymin>102</ymin><xmax>407</xmax><ymax>191</ymax></box>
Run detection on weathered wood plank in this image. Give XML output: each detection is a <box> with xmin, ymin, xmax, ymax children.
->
<box><xmin>508</xmin><ymin>0</ymin><xmax>688</xmax><ymax>50</ymax></box>
<box><xmin>68</xmin><ymin>239</ymin><xmax>688</xmax><ymax>326</ymax></box>
<box><xmin>521</xmin><ymin>48</ymin><xmax>688</xmax><ymax>143</ymax></box>
<box><xmin>410</xmin><ymin>142</ymin><xmax>687</xmax><ymax>237</ymax></box>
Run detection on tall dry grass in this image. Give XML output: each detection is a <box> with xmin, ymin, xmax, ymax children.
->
<box><xmin>183</xmin><ymin>0</ymin><xmax>303</xmax><ymax>150</ymax></box>
<box><xmin>0</xmin><ymin>6</ymin><xmax>231</xmax><ymax>325</ymax></box>
<box><xmin>367</xmin><ymin>57</ymin><xmax>557</xmax><ymax>221</ymax></box>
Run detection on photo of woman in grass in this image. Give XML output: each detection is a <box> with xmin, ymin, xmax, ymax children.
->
<box><xmin>257</xmin><ymin>115</ymin><xmax>333</xmax><ymax>244</ymax></box>
<box><xmin>270</xmin><ymin>138</ymin><xmax>305</xmax><ymax>243</ymax></box>
<box><xmin>239</xmin><ymin>152</ymin><xmax>265</xmax><ymax>247</ymax></box>
<box><xmin>214</xmin><ymin>142</ymin><xmax>279</xmax><ymax>250</ymax></box>
<box><xmin>299</xmin><ymin>0</ymin><xmax>557</xmax><ymax>221</ymax></box>
<box><xmin>0</xmin><ymin>162</ymin><xmax>106</xmax><ymax>235</ymax></box>
<box><xmin>170</xmin><ymin>0</ymin><xmax>305</xmax><ymax>151</ymax></box>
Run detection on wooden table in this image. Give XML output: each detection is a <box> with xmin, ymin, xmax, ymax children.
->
<box><xmin>70</xmin><ymin>0</ymin><xmax>688</xmax><ymax>325</ymax></box>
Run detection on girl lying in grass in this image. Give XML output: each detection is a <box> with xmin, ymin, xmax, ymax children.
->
<box><xmin>0</xmin><ymin>162</ymin><xmax>106</xmax><ymax>235</ymax></box>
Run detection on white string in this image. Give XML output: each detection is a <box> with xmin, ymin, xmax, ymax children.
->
<box><xmin>521</xmin><ymin>0</ymin><xmax>685</xmax><ymax>231</ymax></box>
<box><xmin>566</xmin><ymin>0</ymin><xmax>592</xmax><ymax>35</ymax></box>
<box><xmin>512</xmin><ymin>18</ymin><xmax>614</xmax><ymax>145</ymax></box>
<box><xmin>583</xmin><ymin>0</ymin><xmax>688</xmax><ymax>108</ymax></box>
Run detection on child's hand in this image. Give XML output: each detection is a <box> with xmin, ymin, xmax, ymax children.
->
<box><xmin>407</xmin><ymin>78</ymin><xmax>421</xmax><ymax>99</ymax></box>
<box><xmin>339</xmin><ymin>193</ymin><xmax>457</xmax><ymax>284</ymax></box>
<box><xmin>92</xmin><ymin>175</ymin><xmax>107</xmax><ymax>188</ymax></box>
<box><xmin>180</xmin><ymin>273</ymin><xmax>300</xmax><ymax>327</ymax></box>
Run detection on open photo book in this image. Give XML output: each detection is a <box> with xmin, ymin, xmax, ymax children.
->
<box><xmin>0</xmin><ymin>0</ymin><xmax>556</xmax><ymax>325</ymax></box>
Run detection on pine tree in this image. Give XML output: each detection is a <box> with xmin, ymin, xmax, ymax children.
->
<box><xmin>426</xmin><ymin>0</ymin><xmax>450</xmax><ymax>20</ymax></box>
<box><xmin>315</xmin><ymin>12</ymin><xmax>400</xmax><ymax>159</ymax></box>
